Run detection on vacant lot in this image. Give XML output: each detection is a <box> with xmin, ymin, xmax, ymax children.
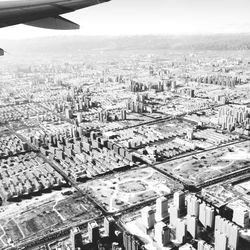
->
<box><xmin>81</xmin><ymin>167</ymin><xmax>183</xmax><ymax>212</ymax></box>
<box><xmin>156</xmin><ymin>141</ymin><xmax>250</xmax><ymax>185</ymax></box>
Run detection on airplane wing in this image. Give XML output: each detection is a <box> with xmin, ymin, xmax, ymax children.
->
<box><xmin>0</xmin><ymin>0</ymin><xmax>110</xmax><ymax>30</ymax></box>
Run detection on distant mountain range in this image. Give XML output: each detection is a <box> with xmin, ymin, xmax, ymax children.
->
<box><xmin>1</xmin><ymin>34</ymin><xmax>250</xmax><ymax>56</ymax></box>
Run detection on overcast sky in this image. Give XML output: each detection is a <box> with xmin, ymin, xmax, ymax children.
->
<box><xmin>1</xmin><ymin>0</ymin><xmax>250</xmax><ymax>39</ymax></box>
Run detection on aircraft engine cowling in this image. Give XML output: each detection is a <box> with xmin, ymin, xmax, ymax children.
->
<box><xmin>0</xmin><ymin>48</ymin><xmax>4</xmax><ymax>56</ymax></box>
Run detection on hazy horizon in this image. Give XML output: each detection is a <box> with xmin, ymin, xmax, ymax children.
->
<box><xmin>2</xmin><ymin>32</ymin><xmax>250</xmax><ymax>42</ymax></box>
<box><xmin>1</xmin><ymin>34</ymin><xmax>250</xmax><ymax>60</ymax></box>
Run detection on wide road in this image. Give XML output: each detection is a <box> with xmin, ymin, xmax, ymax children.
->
<box><xmin>113</xmin><ymin>102</ymin><xmax>227</xmax><ymax>132</ymax></box>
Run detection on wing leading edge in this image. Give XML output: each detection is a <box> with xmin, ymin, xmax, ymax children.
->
<box><xmin>0</xmin><ymin>0</ymin><xmax>111</xmax><ymax>30</ymax></box>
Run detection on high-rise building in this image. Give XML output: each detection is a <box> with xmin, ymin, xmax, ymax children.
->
<box><xmin>121</xmin><ymin>109</ymin><xmax>127</xmax><ymax>120</ymax></box>
<box><xmin>214</xmin><ymin>215</ymin><xmax>239</xmax><ymax>250</ymax></box>
<box><xmin>187</xmin><ymin>195</ymin><xmax>200</xmax><ymax>217</ymax></box>
<box><xmin>173</xmin><ymin>191</ymin><xmax>185</xmax><ymax>212</ymax></box>
<box><xmin>123</xmin><ymin>232</ymin><xmax>129</xmax><ymax>250</ymax></box>
<box><xmin>65</xmin><ymin>108</ymin><xmax>73</xmax><ymax>119</ymax></box>
<box><xmin>190</xmin><ymin>89</ymin><xmax>195</xmax><ymax>98</ymax></box>
<box><xmin>70</xmin><ymin>227</ymin><xmax>83</xmax><ymax>250</ymax></box>
<box><xmin>197</xmin><ymin>200</ymin><xmax>215</xmax><ymax>228</ymax></box>
<box><xmin>214</xmin><ymin>230</ymin><xmax>227</xmax><ymax>250</ymax></box>
<box><xmin>132</xmin><ymin>237</ymin><xmax>141</xmax><ymax>250</ymax></box>
<box><xmin>187</xmin><ymin>215</ymin><xmax>197</xmax><ymax>239</ymax></box>
<box><xmin>171</xmin><ymin>81</ymin><xmax>176</xmax><ymax>91</ymax></box>
<box><xmin>154</xmin><ymin>222</ymin><xmax>170</xmax><ymax>247</ymax></box>
<box><xmin>141</xmin><ymin>206</ymin><xmax>155</xmax><ymax>229</ymax></box>
<box><xmin>76</xmin><ymin>112</ymin><xmax>82</xmax><ymax>124</ymax></box>
<box><xmin>205</xmin><ymin>205</ymin><xmax>214</xmax><ymax>228</ymax></box>
<box><xmin>199</xmin><ymin>202</ymin><xmax>206</xmax><ymax>227</ymax></box>
<box><xmin>215</xmin><ymin>215</ymin><xmax>222</xmax><ymax>232</ymax></box>
<box><xmin>79</xmin><ymin>98</ymin><xmax>83</xmax><ymax>110</ymax></box>
<box><xmin>169</xmin><ymin>204</ymin><xmax>180</xmax><ymax>227</ymax></box>
<box><xmin>123</xmin><ymin>232</ymin><xmax>143</xmax><ymax>250</ymax></box>
<box><xmin>88</xmin><ymin>220</ymin><xmax>100</xmax><ymax>243</ymax></box>
<box><xmin>186</xmin><ymin>129</ymin><xmax>194</xmax><ymax>140</ymax></box>
<box><xmin>104</xmin><ymin>216</ymin><xmax>116</xmax><ymax>238</ymax></box>
<box><xmin>176</xmin><ymin>218</ymin><xmax>186</xmax><ymax>244</ymax></box>
<box><xmin>228</xmin><ymin>223</ymin><xmax>239</xmax><ymax>250</ymax></box>
<box><xmin>232</xmin><ymin>208</ymin><xmax>249</xmax><ymax>228</ymax></box>
<box><xmin>155</xmin><ymin>196</ymin><xmax>168</xmax><ymax>222</ymax></box>
<box><xmin>197</xmin><ymin>240</ymin><xmax>206</xmax><ymax>250</ymax></box>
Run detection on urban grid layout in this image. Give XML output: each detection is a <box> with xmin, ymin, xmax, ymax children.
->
<box><xmin>0</xmin><ymin>47</ymin><xmax>250</xmax><ymax>250</ymax></box>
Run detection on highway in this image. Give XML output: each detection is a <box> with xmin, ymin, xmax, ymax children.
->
<box><xmin>198</xmin><ymin>165</ymin><xmax>250</xmax><ymax>188</ymax></box>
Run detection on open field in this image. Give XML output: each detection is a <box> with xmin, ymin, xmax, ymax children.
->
<box><xmin>202</xmin><ymin>178</ymin><xmax>250</xmax><ymax>213</ymax></box>
<box><xmin>155</xmin><ymin>141</ymin><xmax>250</xmax><ymax>186</ymax></box>
<box><xmin>149</xmin><ymin>118</ymin><xmax>194</xmax><ymax>134</ymax></box>
<box><xmin>80</xmin><ymin>167</ymin><xmax>183</xmax><ymax>212</ymax></box>
<box><xmin>0</xmin><ymin>190</ymin><xmax>101</xmax><ymax>249</ymax></box>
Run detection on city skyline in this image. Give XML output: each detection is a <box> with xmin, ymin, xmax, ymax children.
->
<box><xmin>1</xmin><ymin>0</ymin><xmax>250</xmax><ymax>39</ymax></box>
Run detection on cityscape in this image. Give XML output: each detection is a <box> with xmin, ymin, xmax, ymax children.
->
<box><xmin>0</xmin><ymin>37</ymin><xmax>250</xmax><ymax>250</ymax></box>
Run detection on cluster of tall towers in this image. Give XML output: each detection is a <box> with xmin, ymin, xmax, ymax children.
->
<box><xmin>169</xmin><ymin>191</ymin><xmax>187</xmax><ymax>243</ymax></box>
<box><xmin>70</xmin><ymin>217</ymin><xmax>125</xmax><ymax>250</ymax></box>
<box><xmin>195</xmin><ymin>75</ymin><xmax>240</xmax><ymax>87</ymax></box>
<box><xmin>218</xmin><ymin>106</ymin><xmax>250</xmax><ymax>131</ymax></box>
<box><xmin>178</xmin><ymin>87</ymin><xmax>195</xmax><ymax>98</ymax></box>
<box><xmin>141</xmin><ymin>196</ymin><xmax>171</xmax><ymax>247</ymax></box>
<box><xmin>127</xmin><ymin>94</ymin><xmax>147</xmax><ymax>114</ymax></box>
<box><xmin>123</xmin><ymin>231</ymin><xmax>143</xmax><ymax>250</ymax></box>
<box><xmin>98</xmin><ymin>110</ymin><xmax>127</xmax><ymax>123</ymax></box>
<box><xmin>214</xmin><ymin>215</ymin><xmax>240</xmax><ymax>250</ymax></box>
<box><xmin>130</xmin><ymin>80</ymin><xmax>165</xmax><ymax>93</ymax></box>
<box><xmin>136</xmin><ymin>191</ymin><xmax>250</xmax><ymax>249</ymax></box>
<box><xmin>152</xmin><ymin>81</ymin><xmax>164</xmax><ymax>92</ymax></box>
<box><xmin>64</xmin><ymin>95</ymin><xmax>95</xmax><ymax>120</ymax></box>
<box><xmin>186</xmin><ymin>194</ymin><xmax>247</xmax><ymax>250</ymax></box>
<box><xmin>130</xmin><ymin>80</ymin><xmax>148</xmax><ymax>92</ymax></box>
<box><xmin>73</xmin><ymin>96</ymin><xmax>93</xmax><ymax>111</ymax></box>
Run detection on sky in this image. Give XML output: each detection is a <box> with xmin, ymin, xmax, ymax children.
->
<box><xmin>1</xmin><ymin>0</ymin><xmax>250</xmax><ymax>39</ymax></box>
